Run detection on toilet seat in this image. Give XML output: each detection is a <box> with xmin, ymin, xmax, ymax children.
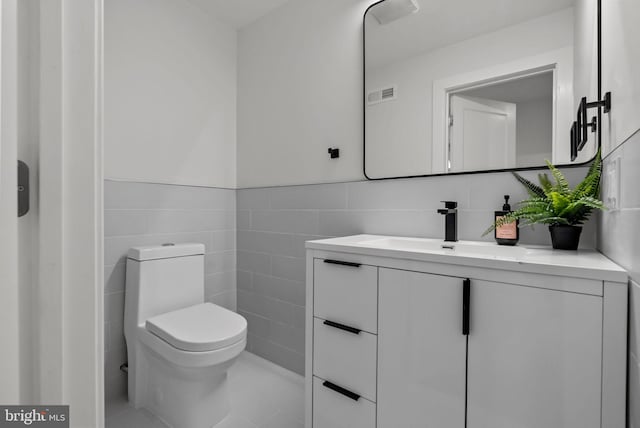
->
<box><xmin>146</xmin><ymin>303</ymin><xmax>247</xmax><ymax>352</ymax></box>
<box><xmin>137</xmin><ymin>327</ymin><xmax>246</xmax><ymax>369</ymax></box>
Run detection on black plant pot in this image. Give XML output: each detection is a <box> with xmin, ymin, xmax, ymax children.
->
<box><xmin>549</xmin><ymin>225</ymin><xmax>583</xmax><ymax>250</ymax></box>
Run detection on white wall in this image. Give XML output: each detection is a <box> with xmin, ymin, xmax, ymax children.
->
<box><xmin>236</xmin><ymin>2</ymin><xmax>581</xmax><ymax>187</ymax></box>
<box><xmin>572</xmin><ymin>0</ymin><xmax>599</xmax><ymax>162</ymax></box>
<box><xmin>365</xmin><ymin>9</ymin><xmax>573</xmax><ymax>178</ymax></box>
<box><xmin>598</xmin><ymin>1</ymin><xmax>640</xmax><ymax>427</ymax></box>
<box><xmin>105</xmin><ymin>0</ymin><xmax>237</xmax><ymax>188</ymax></box>
<box><xmin>515</xmin><ymin>97</ymin><xmax>553</xmax><ymax>167</ymax></box>
<box><xmin>573</xmin><ymin>0</ymin><xmax>598</xmax><ymax>117</ymax></box>
<box><xmin>601</xmin><ymin>0</ymin><xmax>640</xmax><ymax>157</ymax></box>
<box><xmin>237</xmin><ymin>0</ymin><xmax>376</xmax><ymax>188</ymax></box>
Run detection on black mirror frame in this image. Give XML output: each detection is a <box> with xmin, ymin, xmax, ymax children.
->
<box><xmin>362</xmin><ymin>0</ymin><xmax>602</xmax><ymax>181</ymax></box>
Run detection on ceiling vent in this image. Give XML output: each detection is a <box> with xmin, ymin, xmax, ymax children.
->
<box><xmin>367</xmin><ymin>86</ymin><xmax>397</xmax><ymax>106</ymax></box>
<box><xmin>370</xmin><ymin>0</ymin><xmax>420</xmax><ymax>25</ymax></box>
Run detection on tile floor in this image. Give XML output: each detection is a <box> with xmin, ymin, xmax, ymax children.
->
<box><xmin>105</xmin><ymin>351</ymin><xmax>304</xmax><ymax>428</ymax></box>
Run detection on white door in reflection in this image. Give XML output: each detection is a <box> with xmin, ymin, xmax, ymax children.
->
<box><xmin>449</xmin><ymin>94</ymin><xmax>516</xmax><ymax>172</ymax></box>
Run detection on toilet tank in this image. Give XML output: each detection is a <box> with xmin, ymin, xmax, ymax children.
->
<box><xmin>125</xmin><ymin>243</ymin><xmax>205</xmax><ymax>327</ymax></box>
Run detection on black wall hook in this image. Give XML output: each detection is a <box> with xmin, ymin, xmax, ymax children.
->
<box><xmin>587</xmin><ymin>91</ymin><xmax>612</xmax><ymax>113</ymax></box>
<box><xmin>328</xmin><ymin>147</ymin><xmax>340</xmax><ymax>159</ymax></box>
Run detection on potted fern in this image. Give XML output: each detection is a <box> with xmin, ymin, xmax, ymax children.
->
<box><xmin>484</xmin><ymin>150</ymin><xmax>605</xmax><ymax>250</ymax></box>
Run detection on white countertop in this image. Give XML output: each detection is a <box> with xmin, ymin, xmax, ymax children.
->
<box><xmin>306</xmin><ymin>234</ymin><xmax>628</xmax><ymax>283</ymax></box>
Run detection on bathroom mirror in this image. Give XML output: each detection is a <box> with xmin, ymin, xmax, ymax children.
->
<box><xmin>364</xmin><ymin>0</ymin><xmax>600</xmax><ymax>179</ymax></box>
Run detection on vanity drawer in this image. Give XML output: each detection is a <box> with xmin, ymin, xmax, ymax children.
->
<box><xmin>313</xmin><ymin>317</ymin><xmax>377</xmax><ymax>402</ymax></box>
<box><xmin>313</xmin><ymin>376</ymin><xmax>376</xmax><ymax>428</ymax></box>
<box><xmin>313</xmin><ymin>258</ymin><xmax>378</xmax><ymax>333</ymax></box>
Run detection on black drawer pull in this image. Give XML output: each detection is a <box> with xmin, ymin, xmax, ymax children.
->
<box><xmin>323</xmin><ymin>320</ymin><xmax>362</xmax><ymax>335</ymax></box>
<box><xmin>322</xmin><ymin>381</ymin><xmax>360</xmax><ymax>401</ymax></box>
<box><xmin>323</xmin><ymin>259</ymin><xmax>361</xmax><ymax>268</ymax></box>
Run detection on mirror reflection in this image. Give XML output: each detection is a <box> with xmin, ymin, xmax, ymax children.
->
<box><xmin>448</xmin><ymin>71</ymin><xmax>553</xmax><ymax>172</ymax></box>
<box><xmin>364</xmin><ymin>0</ymin><xmax>598</xmax><ymax>179</ymax></box>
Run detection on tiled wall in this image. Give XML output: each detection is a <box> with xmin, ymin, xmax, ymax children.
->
<box><xmin>103</xmin><ymin>180</ymin><xmax>236</xmax><ymax>401</ymax></box>
<box><xmin>102</xmin><ymin>165</ymin><xmax>601</xmax><ymax>394</ymax></box>
<box><xmin>598</xmin><ymin>132</ymin><xmax>640</xmax><ymax>428</ymax></box>
<box><xmin>237</xmin><ymin>166</ymin><xmax>595</xmax><ymax>374</ymax></box>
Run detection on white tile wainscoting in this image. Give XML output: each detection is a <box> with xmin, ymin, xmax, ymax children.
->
<box><xmin>236</xmin><ymin>166</ymin><xmax>596</xmax><ymax>375</ymax></box>
<box><xmin>599</xmin><ymin>130</ymin><xmax>640</xmax><ymax>428</ymax></box>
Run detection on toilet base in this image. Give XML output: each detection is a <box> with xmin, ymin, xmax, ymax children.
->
<box><xmin>129</xmin><ymin>341</ymin><xmax>240</xmax><ymax>428</ymax></box>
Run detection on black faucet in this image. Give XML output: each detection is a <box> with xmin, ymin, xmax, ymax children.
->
<box><xmin>437</xmin><ymin>201</ymin><xmax>458</xmax><ymax>242</ymax></box>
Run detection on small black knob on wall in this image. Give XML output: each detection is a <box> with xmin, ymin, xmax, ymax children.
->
<box><xmin>328</xmin><ymin>147</ymin><xmax>340</xmax><ymax>159</ymax></box>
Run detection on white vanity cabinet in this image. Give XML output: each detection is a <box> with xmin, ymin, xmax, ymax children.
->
<box><xmin>305</xmin><ymin>235</ymin><xmax>628</xmax><ymax>428</ymax></box>
<box><xmin>465</xmin><ymin>279</ymin><xmax>602</xmax><ymax>428</ymax></box>
<box><xmin>378</xmin><ymin>270</ymin><xmax>602</xmax><ymax>428</ymax></box>
<box><xmin>310</xmin><ymin>259</ymin><xmax>378</xmax><ymax>428</ymax></box>
<box><xmin>377</xmin><ymin>269</ymin><xmax>467</xmax><ymax>428</ymax></box>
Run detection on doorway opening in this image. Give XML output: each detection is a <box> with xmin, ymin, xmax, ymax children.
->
<box><xmin>446</xmin><ymin>69</ymin><xmax>555</xmax><ymax>172</ymax></box>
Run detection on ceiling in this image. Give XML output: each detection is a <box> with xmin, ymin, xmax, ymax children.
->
<box><xmin>186</xmin><ymin>0</ymin><xmax>293</xmax><ymax>28</ymax></box>
<box><xmin>365</xmin><ymin>0</ymin><xmax>577</xmax><ymax>69</ymax></box>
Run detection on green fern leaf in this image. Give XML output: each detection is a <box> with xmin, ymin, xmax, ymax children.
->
<box><xmin>546</xmin><ymin>160</ymin><xmax>570</xmax><ymax>194</ymax></box>
<box><xmin>549</xmin><ymin>191</ymin><xmax>570</xmax><ymax>213</ymax></box>
<box><xmin>538</xmin><ymin>173</ymin><xmax>554</xmax><ymax>196</ymax></box>
<box><xmin>573</xmin><ymin>149</ymin><xmax>602</xmax><ymax>199</ymax></box>
<box><xmin>511</xmin><ymin>172</ymin><xmax>545</xmax><ymax>198</ymax></box>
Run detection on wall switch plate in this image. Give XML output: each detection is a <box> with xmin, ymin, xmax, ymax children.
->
<box><xmin>605</xmin><ymin>156</ymin><xmax>621</xmax><ymax>211</ymax></box>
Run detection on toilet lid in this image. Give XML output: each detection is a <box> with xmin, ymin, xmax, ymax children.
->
<box><xmin>146</xmin><ymin>303</ymin><xmax>247</xmax><ymax>352</ymax></box>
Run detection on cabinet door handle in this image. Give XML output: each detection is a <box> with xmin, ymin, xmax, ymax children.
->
<box><xmin>17</xmin><ymin>160</ymin><xmax>29</xmax><ymax>217</ymax></box>
<box><xmin>462</xmin><ymin>278</ymin><xmax>470</xmax><ymax>336</ymax></box>
<box><xmin>323</xmin><ymin>320</ymin><xmax>362</xmax><ymax>335</ymax></box>
<box><xmin>322</xmin><ymin>381</ymin><xmax>361</xmax><ymax>401</ymax></box>
<box><xmin>323</xmin><ymin>259</ymin><xmax>361</xmax><ymax>268</ymax></box>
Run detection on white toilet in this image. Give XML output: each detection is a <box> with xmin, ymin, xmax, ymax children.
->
<box><xmin>124</xmin><ymin>243</ymin><xmax>247</xmax><ymax>428</ymax></box>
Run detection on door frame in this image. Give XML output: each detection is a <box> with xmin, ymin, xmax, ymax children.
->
<box><xmin>432</xmin><ymin>47</ymin><xmax>573</xmax><ymax>173</ymax></box>
<box><xmin>448</xmin><ymin>94</ymin><xmax>517</xmax><ymax>172</ymax></box>
<box><xmin>39</xmin><ymin>0</ymin><xmax>104</xmax><ymax>425</ymax></box>
<box><xmin>0</xmin><ymin>0</ymin><xmax>22</xmax><ymax>404</ymax></box>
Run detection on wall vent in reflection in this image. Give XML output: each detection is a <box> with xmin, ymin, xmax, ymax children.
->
<box><xmin>367</xmin><ymin>86</ymin><xmax>397</xmax><ymax>105</ymax></box>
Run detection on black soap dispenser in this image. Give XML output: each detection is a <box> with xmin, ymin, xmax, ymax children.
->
<box><xmin>495</xmin><ymin>195</ymin><xmax>519</xmax><ymax>246</ymax></box>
